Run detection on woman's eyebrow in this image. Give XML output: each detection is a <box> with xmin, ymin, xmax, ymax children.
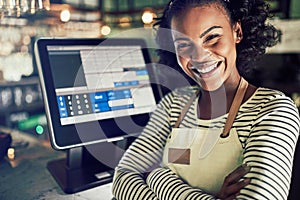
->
<box><xmin>173</xmin><ymin>37</ymin><xmax>190</xmax><ymax>43</ymax></box>
<box><xmin>200</xmin><ymin>26</ymin><xmax>223</xmax><ymax>38</ymax></box>
<box><xmin>173</xmin><ymin>25</ymin><xmax>223</xmax><ymax>42</ymax></box>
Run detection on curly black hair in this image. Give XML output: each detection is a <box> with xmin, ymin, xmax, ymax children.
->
<box><xmin>153</xmin><ymin>0</ymin><xmax>281</xmax><ymax>79</ymax></box>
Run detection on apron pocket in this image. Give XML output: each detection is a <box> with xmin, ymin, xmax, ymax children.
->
<box><xmin>162</xmin><ymin>128</ymin><xmax>198</xmax><ymax>166</ymax></box>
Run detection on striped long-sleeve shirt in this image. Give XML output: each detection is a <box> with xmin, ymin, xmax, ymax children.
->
<box><xmin>112</xmin><ymin>86</ymin><xmax>300</xmax><ymax>200</ymax></box>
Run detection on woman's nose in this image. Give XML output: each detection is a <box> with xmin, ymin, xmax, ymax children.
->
<box><xmin>190</xmin><ymin>44</ymin><xmax>210</xmax><ymax>62</ymax></box>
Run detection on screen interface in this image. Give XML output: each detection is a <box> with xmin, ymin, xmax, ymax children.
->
<box><xmin>47</xmin><ymin>44</ymin><xmax>157</xmax><ymax>126</ymax></box>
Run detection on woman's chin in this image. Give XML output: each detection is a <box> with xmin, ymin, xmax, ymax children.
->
<box><xmin>195</xmin><ymin>78</ymin><xmax>223</xmax><ymax>91</ymax></box>
<box><xmin>202</xmin><ymin>84</ymin><xmax>223</xmax><ymax>91</ymax></box>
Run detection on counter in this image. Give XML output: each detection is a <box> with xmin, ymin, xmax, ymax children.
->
<box><xmin>0</xmin><ymin>127</ymin><xmax>114</xmax><ymax>200</ymax></box>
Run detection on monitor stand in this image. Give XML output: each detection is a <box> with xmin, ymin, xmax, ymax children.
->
<box><xmin>47</xmin><ymin>139</ymin><xmax>130</xmax><ymax>194</ymax></box>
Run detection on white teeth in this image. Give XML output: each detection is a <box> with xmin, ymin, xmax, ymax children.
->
<box><xmin>197</xmin><ymin>64</ymin><xmax>217</xmax><ymax>73</ymax></box>
<box><xmin>190</xmin><ymin>62</ymin><xmax>218</xmax><ymax>74</ymax></box>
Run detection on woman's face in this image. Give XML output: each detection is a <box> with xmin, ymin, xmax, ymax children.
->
<box><xmin>171</xmin><ymin>4</ymin><xmax>242</xmax><ymax>91</ymax></box>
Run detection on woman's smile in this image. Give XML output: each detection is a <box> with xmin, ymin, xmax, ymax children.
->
<box><xmin>188</xmin><ymin>60</ymin><xmax>222</xmax><ymax>78</ymax></box>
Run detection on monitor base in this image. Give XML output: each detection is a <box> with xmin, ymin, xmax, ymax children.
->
<box><xmin>47</xmin><ymin>137</ymin><xmax>135</xmax><ymax>194</ymax></box>
<box><xmin>47</xmin><ymin>158</ymin><xmax>113</xmax><ymax>194</ymax></box>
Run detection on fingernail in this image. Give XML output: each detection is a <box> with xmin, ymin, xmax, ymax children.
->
<box><xmin>243</xmin><ymin>164</ymin><xmax>251</xmax><ymax>171</ymax></box>
<box><xmin>244</xmin><ymin>178</ymin><xmax>251</xmax><ymax>184</ymax></box>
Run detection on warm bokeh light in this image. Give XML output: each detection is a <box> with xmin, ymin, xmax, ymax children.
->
<box><xmin>118</xmin><ymin>16</ymin><xmax>131</xmax><ymax>27</ymax></box>
<box><xmin>142</xmin><ymin>10</ymin><xmax>156</xmax><ymax>24</ymax></box>
<box><xmin>7</xmin><ymin>148</ymin><xmax>15</xmax><ymax>160</ymax></box>
<box><xmin>60</xmin><ymin>9</ymin><xmax>71</xmax><ymax>22</ymax></box>
<box><xmin>101</xmin><ymin>25</ymin><xmax>111</xmax><ymax>36</ymax></box>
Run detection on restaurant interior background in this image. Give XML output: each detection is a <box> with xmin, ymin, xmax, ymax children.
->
<box><xmin>0</xmin><ymin>0</ymin><xmax>299</xmax><ymax>140</ymax></box>
<box><xmin>0</xmin><ymin>0</ymin><xmax>299</xmax><ymax>198</ymax></box>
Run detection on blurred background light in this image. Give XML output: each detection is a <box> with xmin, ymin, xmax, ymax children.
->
<box><xmin>141</xmin><ymin>9</ymin><xmax>156</xmax><ymax>25</ymax></box>
<box><xmin>100</xmin><ymin>25</ymin><xmax>111</xmax><ymax>36</ymax></box>
<box><xmin>60</xmin><ymin>9</ymin><xmax>70</xmax><ymax>22</ymax></box>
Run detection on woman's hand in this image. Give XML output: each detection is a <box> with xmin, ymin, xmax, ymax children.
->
<box><xmin>216</xmin><ymin>164</ymin><xmax>251</xmax><ymax>200</ymax></box>
<box><xmin>143</xmin><ymin>163</ymin><xmax>161</xmax><ymax>180</ymax></box>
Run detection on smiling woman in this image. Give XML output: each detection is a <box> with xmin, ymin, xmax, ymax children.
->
<box><xmin>156</xmin><ymin>0</ymin><xmax>282</xmax><ymax>80</ymax></box>
<box><xmin>112</xmin><ymin>0</ymin><xmax>300</xmax><ymax>200</ymax></box>
<box><xmin>171</xmin><ymin>5</ymin><xmax>241</xmax><ymax>91</ymax></box>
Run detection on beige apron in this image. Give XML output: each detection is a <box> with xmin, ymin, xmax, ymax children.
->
<box><xmin>161</xmin><ymin>78</ymin><xmax>248</xmax><ymax>195</ymax></box>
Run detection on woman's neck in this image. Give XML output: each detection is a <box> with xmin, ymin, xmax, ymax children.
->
<box><xmin>197</xmin><ymin>79</ymin><xmax>257</xmax><ymax>120</ymax></box>
<box><xmin>198</xmin><ymin>83</ymin><xmax>239</xmax><ymax>119</ymax></box>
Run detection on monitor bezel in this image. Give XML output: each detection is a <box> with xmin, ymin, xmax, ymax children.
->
<box><xmin>35</xmin><ymin>37</ymin><xmax>161</xmax><ymax>150</ymax></box>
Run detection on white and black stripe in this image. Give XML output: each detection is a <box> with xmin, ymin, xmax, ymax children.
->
<box><xmin>112</xmin><ymin>87</ymin><xmax>300</xmax><ymax>200</ymax></box>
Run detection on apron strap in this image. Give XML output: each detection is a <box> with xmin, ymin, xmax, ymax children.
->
<box><xmin>174</xmin><ymin>89</ymin><xmax>200</xmax><ymax>128</ymax></box>
<box><xmin>221</xmin><ymin>77</ymin><xmax>248</xmax><ymax>138</ymax></box>
<box><xmin>174</xmin><ymin>78</ymin><xmax>249</xmax><ymax>137</ymax></box>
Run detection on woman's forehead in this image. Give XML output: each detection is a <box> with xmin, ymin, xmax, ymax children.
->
<box><xmin>170</xmin><ymin>5</ymin><xmax>231</xmax><ymax>33</ymax></box>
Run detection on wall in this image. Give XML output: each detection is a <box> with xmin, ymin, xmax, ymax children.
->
<box><xmin>290</xmin><ymin>0</ymin><xmax>300</xmax><ymax>18</ymax></box>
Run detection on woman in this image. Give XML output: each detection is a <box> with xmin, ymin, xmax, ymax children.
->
<box><xmin>112</xmin><ymin>0</ymin><xmax>300</xmax><ymax>199</ymax></box>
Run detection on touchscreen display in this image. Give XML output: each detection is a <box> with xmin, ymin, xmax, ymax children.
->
<box><xmin>47</xmin><ymin>44</ymin><xmax>157</xmax><ymax>126</ymax></box>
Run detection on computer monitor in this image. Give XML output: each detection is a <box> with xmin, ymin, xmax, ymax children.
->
<box><xmin>34</xmin><ymin>37</ymin><xmax>161</xmax><ymax>194</ymax></box>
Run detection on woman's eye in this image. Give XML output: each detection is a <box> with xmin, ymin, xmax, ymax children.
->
<box><xmin>204</xmin><ymin>34</ymin><xmax>220</xmax><ymax>44</ymax></box>
<box><xmin>176</xmin><ymin>43</ymin><xmax>191</xmax><ymax>50</ymax></box>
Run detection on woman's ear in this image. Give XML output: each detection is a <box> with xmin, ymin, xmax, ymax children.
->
<box><xmin>234</xmin><ymin>22</ymin><xmax>243</xmax><ymax>44</ymax></box>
